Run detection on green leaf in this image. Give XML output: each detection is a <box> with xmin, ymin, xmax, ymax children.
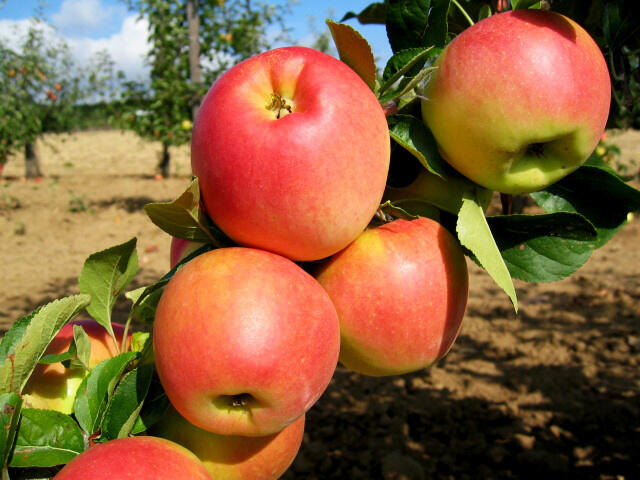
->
<box><xmin>78</xmin><ymin>238</ymin><xmax>138</xmax><ymax>342</ymax></box>
<box><xmin>73</xmin><ymin>352</ymin><xmax>137</xmax><ymax>436</ymax></box>
<box><xmin>386</xmin><ymin>0</ymin><xmax>451</xmax><ymax>53</ymax></box>
<box><xmin>387</xmin><ymin>114</ymin><xmax>449</xmax><ymax>178</ymax></box>
<box><xmin>102</xmin><ymin>364</ymin><xmax>154</xmax><ymax>441</ymax></box>
<box><xmin>340</xmin><ymin>2</ymin><xmax>386</xmax><ymax>24</ymax></box>
<box><xmin>0</xmin><ymin>393</ymin><xmax>22</xmax><ymax>469</ymax></box>
<box><xmin>9</xmin><ymin>409</ymin><xmax>84</xmax><ymax>468</ymax></box>
<box><xmin>144</xmin><ymin>178</ymin><xmax>226</xmax><ymax>246</ymax></box>
<box><xmin>380</xmin><ymin>199</ymin><xmax>441</xmax><ymax>222</ymax></box>
<box><xmin>381</xmin><ymin>47</ymin><xmax>438</xmax><ymax>87</ymax></box>
<box><xmin>0</xmin><ymin>295</ymin><xmax>91</xmax><ymax>396</ymax></box>
<box><xmin>70</xmin><ymin>324</ymin><xmax>91</xmax><ymax>371</ymax></box>
<box><xmin>457</xmin><ymin>193</ymin><xmax>518</xmax><ymax>311</ymax></box>
<box><xmin>131</xmin><ymin>377</ymin><xmax>170</xmax><ymax>435</ymax></box>
<box><xmin>478</xmin><ymin>4</ymin><xmax>492</xmax><ymax>20</ymax></box>
<box><xmin>531</xmin><ymin>163</ymin><xmax>640</xmax><ymax>249</ymax></box>
<box><xmin>487</xmin><ymin>212</ymin><xmax>598</xmax><ymax>282</ymax></box>
<box><xmin>326</xmin><ymin>20</ymin><xmax>377</xmax><ymax>90</ymax></box>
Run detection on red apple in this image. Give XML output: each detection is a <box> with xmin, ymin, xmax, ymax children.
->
<box><xmin>53</xmin><ymin>436</ymin><xmax>213</xmax><ymax>480</ymax></box>
<box><xmin>170</xmin><ymin>237</ymin><xmax>205</xmax><ymax>269</ymax></box>
<box><xmin>191</xmin><ymin>46</ymin><xmax>390</xmax><ymax>261</ymax></box>
<box><xmin>421</xmin><ymin>10</ymin><xmax>611</xmax><ymax>194</ymax></box>
<box><xmin>315</xmin><ymin>217</ymin><xmax>468</xmax><ymax>376</ymax></box>
<box><xmin>151</xmin><ymin>406</ymin><xmax>305</xmax><ymax>480</ymax></box>
<box><xmin>153</xmin><ymin>247</ymin><xmax>340</xmax><ymax>436</ymax></box>
<box><xmin>22</xmin><ymin>320</ymin><xmax>130</xmax><ymax>414</ymax></box>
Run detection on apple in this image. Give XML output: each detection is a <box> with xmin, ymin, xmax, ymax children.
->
<box><xmin>421</xmin><ymin>10</ymin><xmax>611</xmax><ymax>194</ymax></box>
<box><xmin>22</xmin><ymin>320</ymin><xmax>130</xmax><ymax>414</ymax></box>
<box><xmin>315</xmin><ymin>217</ymin><xmax>468</xmax><ymax>376</ymax></box>
<box><xmin>384</xmin><ymin>167</ymin><xmax>493</xmax><ymax>214</ymax></box>
<box><xmin>191</xmin><ymin>46</ymin><xmax>390</xmax><ymax>261</ymax></box>
<box><xmin>151</xmin><ymin>406</ymin><xmax>305</xmax><ymax>480</ymax></box>
<box><xmin>153</xmin><ymin>247</ymin><xmax>340</xmax><ymax>436</ymax></box>
<box><xmin>53</xmin><ymin>436</ymin><xmax>213</xmax><ymax>480</ymax></box>
<box><xmin>169</xmin><ymin>237</ymin><xmax>205</xmax><ymax>269</ymax></box>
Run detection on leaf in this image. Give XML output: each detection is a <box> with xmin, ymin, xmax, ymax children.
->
<box><xmin>387</xmin><ymin>115</ymin><xmax>449</xmax><ymax>178</ymax></box>
<box><xmin>478</xmin><ymin>4</ymin><xmax>492</xmax><ymax>20</ymax></box>
<box><xmin>340</xmin><ymin>2</ymin><xmax>386</xmax><ymax>24</ymax></box>
<box><xmin>381</xmin><ymin>47</ymin><xmax>438</xmax><ymax>89</ymax></box>
<box><xmin>131</xmin><ymin>377</ymin><xmax>170</xmax><ymax>435</ymax></box>
<box><xmin>101</xmin><ymin>364</ymin><xmax>154</xmax><ymax>441</ymax></box>
<box><xmin>0</xmin><ymin>393</ymin><xmax>22</xmax><ymax>469</ymax></box>
<box><xmin>78</xmin><ymin>238</ymin><xmax>138</xmax><ymax>342</ymax></box>
<box><xmin>69</xmin><ymin>324</ymin><xmax>91</xmax><ymax>371</ymax></box>
<box><xmin>531</xmin><ymin>163</ymin><xmax>640</xmax><ymax>249</ymax></box>
<box><xmin>326</xmin><ymin>20</ymin><xmax>376</xmax><ymax>90</ymax></box>
<box><xmin>9</xmin><ymin>409</ymin><xmax>84</xmax><ymax>468</ymax></box>
<box><xmin>487</xmin><ymin>212</ymin><xmax>598</xmax><ymax>282</ymax></box>
<box><xmin>0</xmin><ymin>295</ymin><xmax>91</xmax><ymax>396</ymax></box>
<box><xmin>380</xmin><ymin>199</ymin><xmax>441</xmax><ymax>222</ymax></box>
<box><xmin>386</xmin><ymin>0</ymin><xmax>451</xmax><ymax>53</ymax></box>
<box><xmin>144</xmin><ymin>178</ymin><xmax>225</xmax><ymax>246</ymax></box>
<box><xmin>457</xmin><ymin>193</ymin><xmax>518</xmax><ymax>311</ymax></box>
<box><xmin>73</xmin><ymin>352</ymin><xmax>138</xmax><ymax>436</ymax></box>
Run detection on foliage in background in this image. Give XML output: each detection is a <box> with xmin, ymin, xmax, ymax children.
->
<box><xmin>0</xmin><ymin>17</ymin><xmax>121</xmax><ymax>177</ymax></box>
<box><xmin>113</xmin><ymin>0</ymin><xmax>292</xmax><ymax>177</ymax></box>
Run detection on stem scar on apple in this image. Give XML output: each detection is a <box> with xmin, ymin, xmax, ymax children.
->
<box><xmin>265</xmin><ymin>93</ymin><xmax>293</xmax><ymax>119</ymax></box>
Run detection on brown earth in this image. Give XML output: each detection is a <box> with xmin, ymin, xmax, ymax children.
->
<box><xmin>1</xmin><ymin>129</ymin><xmax>639</xmax><ymax>479</ymax></box>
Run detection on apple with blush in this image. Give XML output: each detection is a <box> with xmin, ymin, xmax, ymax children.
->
<box><xmin>191</xmin><ymin>46</ymin><xmax>390</xmax><ymax>261</ymax></box>
<box><xmin>53</xmin><ymin>436</ymin><xmax>213</xmax><ymax>480</ymax></box>
<box><xmin>170</xmin><ymin>237</ymin><xmax>206</xmax><ymax>269</ymax></box>
<box><xmin>315</xmin><ymin>216</ymin><xmax>468</xmax><ymax>376</ymax></box>
<box><xmin>151</xmin><ymin>406</ymin><xmax>305</xmax><ymax>480</ymax></box>
<box><xmin>22</xmin><ymin>319</ymin><xmax>131</xmax><ymax>414</ymax></box>
<box><xmin>421</xmin><ymin>10</ymin><xmax>611</xmax><ymax>194</ymax></box>
<box><xmin>153</xmin><ymin>247</ymin><xmax>340</xmax><ymax>436</ymax></box>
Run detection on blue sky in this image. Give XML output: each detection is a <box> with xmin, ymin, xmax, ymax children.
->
<box><xmin>0</xmin><ymin>0</ymin><xmax>392</xmax><ymax>79</ymax></box>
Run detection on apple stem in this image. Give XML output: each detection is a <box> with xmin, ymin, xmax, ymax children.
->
<box><xmin>451</xmin><ymin>0</ymin><xmax>475</xmax><ymax>27</ymax></box>
<box><xmin>500</xmin><ymin>193</ymin><xmax>513</xmax><ymax>215</ymax></box>
<box><xmin>265</xmin><ymin>93</ymin><xmax>292</xmax><ymax>119</ymax></box>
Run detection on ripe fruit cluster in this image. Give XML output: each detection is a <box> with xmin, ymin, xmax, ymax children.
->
<box><xmin>24</xmin><ymin>9</ymin><xmax>613</xmax><ymax>478</ymax></box>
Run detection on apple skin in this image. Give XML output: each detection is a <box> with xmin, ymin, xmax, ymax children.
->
<box><xmin>421</xmin><ymin>10</ymin><xmax>611</xmax><ymax>194</ymax></box>
<box><xmin>384</xmin><ymin>168</ymin><xmax>493</xmax><ymax>214</ymax></box>
<box><xmin>315</xmin><ymin>217</ymin><xmax>468</xmax><ymax>376</ymax></box>
<box><xmin>153</xmin><ymin>247</ymin><xmax>340</xmax><ymax>436</ymax></box>
<box><xmin>170</xmin><ymin>237</ymin><xmax>205</xmax><ymax>269</ymax></box>
<box><xmin>151</xmin><ymin>406</ymin><xmax>304</xmax><ymax>480</ymax></box>
<box><xmin>22</xmin><ymin>320</ymin><xmax>130</xmax><ymax>414</ymax></box>
<box><xmin>53</xmin><ymin>436</ymin><xmax>213</xmax><ymax>480</ymax></box>
<box><xmin>191</xmin><ymin>46</ymin><xmax>390</xmax><ymax>261</ymax></box>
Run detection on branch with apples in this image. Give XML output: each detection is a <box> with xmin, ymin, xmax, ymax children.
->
<box><xmin>1</xmin><ymin>0</ymin><xmax>638</xmax><ymax>479</ymax></box>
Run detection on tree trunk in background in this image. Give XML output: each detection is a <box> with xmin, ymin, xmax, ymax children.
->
<box><xmin>187</xmin><ymin>0</ymin><xmax>202</xmax><ymax>121</ymax></box>
<box><xmin>25</xmin><ymin>142</ymin><xmax>43</xmax><ymax>178</ymax></box>
<box><xmin>158</xmin><ymin>142</ymin><xmax>171</xmax><ymax>179</ymax></box>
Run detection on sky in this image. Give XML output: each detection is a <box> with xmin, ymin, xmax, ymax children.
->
<box><xmin>0</xmin><ymin>0</ymin><xmax>392</xmax><ymax>81</ymax></box>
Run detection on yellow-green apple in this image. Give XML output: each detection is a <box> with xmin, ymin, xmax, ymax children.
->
<box><xmin>384</xmin><ymin>167</ymin><xmax>493</xmax><ymax>214</ymax></box>
<box><xmin>153</xmin><ymin>247</ymin><xmax>340</xmax><ymax>436</ymax></box>
<box><xmin>151</xmin><ymin>406</ymin><xmax>305</xmax><ymax>480</ymax></box>
<box><xmin>170</xmin><ymin>237</ymin><xmax>205</xmax><ymax>269</ymax></box>
<box><xmin>22</xmin><ymin>320</ymin><xmax>130</xmax><ymax>414</ymax></box>
<box><xmin>315</xmin><ymin>217</ymin><xmax>468</xmax><ymax>376</ymax></box>
<box><xmin>421</xmin><ymin>10</ymin><xmax>611</xmax><ymax>194</ymax></box>
<box><xmin>53</xmin><ymin>436</ymin><xmax>213</xmax><ymax>480</ymax></box>
<box><xmin>191</xmin><ymin>46</ymin><xmax>390</xmax><ymax>261</ymax></box>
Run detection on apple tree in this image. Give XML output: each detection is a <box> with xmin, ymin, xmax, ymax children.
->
<box><xmin>114</xmin><ymin>0</ymin><xmax>291</xmax><ymax>178</ymax></box>
<box><xmin>1</xmin><ymin>1</ymin><xmax>639</xmax><ymax>478</ymax></box>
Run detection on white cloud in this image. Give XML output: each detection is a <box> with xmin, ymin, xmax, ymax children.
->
<box><xmin>52</xmin><ymin>0</ymin><xmax>126</xmax><ymax>36</ymax></box>
<box><xmin>0</xmin><ymin>14</ymin><xmax>150</xmax><ymax>82</ymax></box>
<box><xmin>66</xmin><ymin>15</ymin><xmax>150</xmax><ymax>80</ymax></box>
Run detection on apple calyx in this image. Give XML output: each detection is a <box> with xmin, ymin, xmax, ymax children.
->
<box><xmin>265</xmin><ymin>93</ymin><xmax>293</xmax><ymax>119</ymax></box>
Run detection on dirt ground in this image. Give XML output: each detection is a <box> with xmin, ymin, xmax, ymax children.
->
<box><xmin>1</xmin><ymin>129</ymin><xmax>639</xmax><ymax>479</ymax></box>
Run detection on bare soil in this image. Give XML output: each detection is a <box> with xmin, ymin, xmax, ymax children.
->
<box><xmin>1</xmin><ymin>129</ymin><xmax>639</xmax><ymax>479</ymax></box>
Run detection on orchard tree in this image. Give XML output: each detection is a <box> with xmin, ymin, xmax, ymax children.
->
<box><xmin>117</xmin><ymin>0</ymin><xmax>291</xmax><ymax>178</ymax></box>
<box><xmin>0</xmin><ymin>18</ymin><xmax>119</xmax><ymax>178</ymax></box>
